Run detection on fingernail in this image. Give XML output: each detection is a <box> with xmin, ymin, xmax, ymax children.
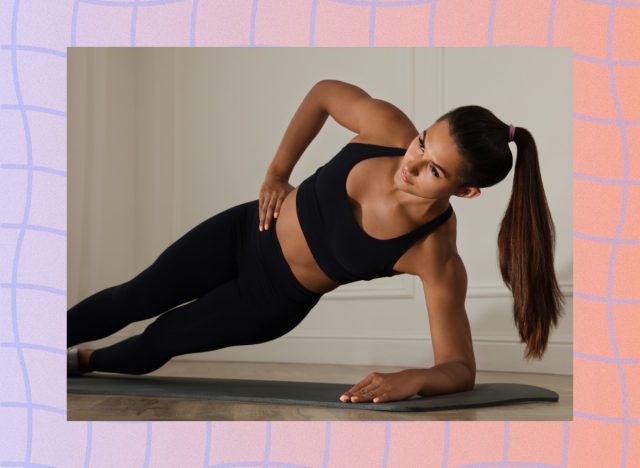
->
<box><xmin>259</xmin><ymin>226</ymin><xmax>262</xmax><ymax>231</ymax></box>
<box><xmin>265</xmin><ymin>224</ymin><xmax>269</xmax><ymax>230</ymax></box>
<box><xmin>274</xmin><ymin>212</ymin><xmax>278</xmax><ymax>218</ymax></box>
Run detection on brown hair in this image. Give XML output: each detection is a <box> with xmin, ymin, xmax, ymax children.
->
<box><xmin>436</xmin><ymin>105</ymin><xmax>565</xmax><ymax>360</ymax></box>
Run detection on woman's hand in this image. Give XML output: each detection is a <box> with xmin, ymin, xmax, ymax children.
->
<box><xmin>258</xmin><ymin>173</ymin><xmax>294</xmax><ymax>231</ymax></box>
<box><xmin>339</xmin><ymin>369</ymin><xmax>424</xmax><ymax>404</ymax></box>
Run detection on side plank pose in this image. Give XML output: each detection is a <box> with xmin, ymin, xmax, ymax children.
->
<box><xmin>68</xmin><ymin>80</ymin><xmax>564</xmax><ymax>404</ymax></box>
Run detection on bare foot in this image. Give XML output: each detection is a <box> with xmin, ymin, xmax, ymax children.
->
<box><xmin>78</xmin><ymin>348</ymin><xmax>94</xmax><ymax>372</ymax></box>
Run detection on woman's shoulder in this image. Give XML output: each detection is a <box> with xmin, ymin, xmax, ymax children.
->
<box><xmin>419</xmin><ymin>212</ymin><xmax>458</xmax><ymax>263</ymax></box>
<box><xmin>348</xmin><ymin>108</ymin><xmax>418</xmax><ymax>149</ymax></box>
<box><xmin>394</xmin><ymin>211</ymin><xmax>460</xmax><ymax>277</ymax></box>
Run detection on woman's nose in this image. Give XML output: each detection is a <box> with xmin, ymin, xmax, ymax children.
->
<box><xmin>406</xmin><ymin>160</ymin><xmax>420</xmax><ymax>174</ymax></box>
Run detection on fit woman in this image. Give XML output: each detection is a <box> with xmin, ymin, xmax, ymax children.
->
<box><xmin>67</xmin><ymin>79</ymin><xmax>564</xmax><ymax>404</ymax></box>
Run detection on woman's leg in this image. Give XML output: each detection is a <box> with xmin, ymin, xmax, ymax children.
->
<box><xmin>87</xmin><ymin>277</ymin><xmax>319</xmax><ymax>375</ymax></box>
<box><xmin>87</xmin><ymin>278</ymin><xmax>244</xmax><ymax>374</ymax></box>
<box><xmin>67</xmin><ymin>201</ymin><xmax>253</xmax><ymax>348</ymax></box>
<box><xmin>83</xmin><ymin>199</ymin><xmax>324</xmax><ymax>375</ymax></box>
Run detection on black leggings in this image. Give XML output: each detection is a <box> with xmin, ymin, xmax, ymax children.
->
<box><xmin>67</xmin><ymin>199</ymin><xmax>324</xmax><ymax>375</ymax></box>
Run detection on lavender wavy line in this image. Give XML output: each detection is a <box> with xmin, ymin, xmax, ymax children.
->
<box><xmin>1</xmin><ymin>0</ymin><xmax>637</xmax><ymax>467</ymax></box>
<box><xmin>603</xmin><ymin>2</ymin><xmax>632</xmax><ymax>466</ymax></box>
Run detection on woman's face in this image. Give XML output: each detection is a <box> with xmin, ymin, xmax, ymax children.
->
<box><xmin>395</xmin><ymin>120</ymin><xmax>478</xmax><ymax>200</ymax></box>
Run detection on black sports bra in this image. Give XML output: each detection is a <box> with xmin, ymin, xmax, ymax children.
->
<box><xmin>296</xmin><ymin>142</ymin><xmax>454</xmax><ymax>285</ymax></box>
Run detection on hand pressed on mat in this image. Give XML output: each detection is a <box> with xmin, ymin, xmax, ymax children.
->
<box><xmin>339</xmin><ymin>369</ymin><xmax>424</xmax><ymax>404</ymax></box>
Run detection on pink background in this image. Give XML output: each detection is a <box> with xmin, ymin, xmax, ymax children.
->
<box><xmin>1</xmin><ymin>0</ymin><xmax>639</xmax><ymax>466</ymax></box>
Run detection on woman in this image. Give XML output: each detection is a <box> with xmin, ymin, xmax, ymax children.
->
<box><xmin>67</xmin><ymin>79</ymin><xmax>564</xmax><ymax>404</ymax></box>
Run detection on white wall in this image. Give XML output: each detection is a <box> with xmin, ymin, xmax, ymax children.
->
<box><xmin>68</xmin><ymin>48</ymin><xmax>573</xmax><ymax>374</ymax></box>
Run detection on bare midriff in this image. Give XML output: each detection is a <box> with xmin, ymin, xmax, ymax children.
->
<box><xmin>275</xmin><ymin>186</ymin><xmax>341</xmax><ymax>295</ymax></box>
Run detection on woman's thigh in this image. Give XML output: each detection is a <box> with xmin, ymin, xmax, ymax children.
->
<box><xmin>140</xmin><ymin>277</ymin><xmax>318</xmax><ymax>358</ymax></box>
<box><xmin>121</xmin><ymin>200</ymin><xmax>255</xmax><ymax>311</ymax></box>
<box><xmin>142</xmin><ymin>197</ymin><xmax>324</xmax><ymax>356</ymax></box>
<box><xmin>102</xmin><ymin>200</ymin><xmax>326</xmax><ymax>369</ymax></box>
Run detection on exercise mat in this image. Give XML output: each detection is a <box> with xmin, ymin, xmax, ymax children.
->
<box><xmin>68</xmin><ymin>374</ymin><xmax>558</xmax><ymax>412</ymax></box>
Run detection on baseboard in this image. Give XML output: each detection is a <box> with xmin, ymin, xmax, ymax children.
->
<box><xmin>169</xmin><ymin>335</ymin><xmax>572</xmax><ymax>375</ymax></box>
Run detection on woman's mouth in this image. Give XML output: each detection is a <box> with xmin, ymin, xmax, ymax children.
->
<box><xmin>401</xmin><ymin>168</ymin><xmax>411</xmax><ymax>184</ymax></box>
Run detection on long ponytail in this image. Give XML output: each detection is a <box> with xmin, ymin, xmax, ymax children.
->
<box><xmin>497</xmin><ymin>126</ymin><xmax>564</xmax><ymax>359</ymax></box>
<box><xmin>436</xmin><ymin>106</ymin><xmax>565</xmax><ymax>360</ymax></box>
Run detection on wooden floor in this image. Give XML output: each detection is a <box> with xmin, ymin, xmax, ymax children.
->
<box><xmin>67</xmin><ymin>360</ymin><xmax>572</xmax><ymax>421</ymax></box>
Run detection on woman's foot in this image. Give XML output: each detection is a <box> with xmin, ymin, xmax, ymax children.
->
<box><xmin>68</xmin><ymin>347</ymin><xmax>94</xmax><ymax>375</ymax></box>
<box><xmin>78</xmin><ymin>348</ymin><xmax>94</xmax><ymax>372</ymax></box>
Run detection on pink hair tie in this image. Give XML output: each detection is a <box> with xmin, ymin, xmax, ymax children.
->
<box><xmin>508</xmin><ymin>124</ymin><xmax>516</xmax><ymax>142</ymax></box>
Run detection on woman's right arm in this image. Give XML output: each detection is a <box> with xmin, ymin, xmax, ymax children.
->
<box><xmin>265</xmin><ymin>80</ymin><xmax>375</xmax><ymax>179</ymax></box>
<box><xmin>260</xmin><ymin>80</ymin><xmax>369</xmax><ymax>230</ymax></box>
<box><xmin>259</xmin><ymin>81</ymin><xmax>327</xmax><ymax>231</ymax></box>
<box><xmin>259</xmin><ymin>80</ymin><xmax>413</xmax><ymax>230</ymax></box>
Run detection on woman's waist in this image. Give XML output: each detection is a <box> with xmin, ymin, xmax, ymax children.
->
<box><xmin>274</xmin><ymin>187</ymin><xmax>340</xmax><ymax>294</ymax></box>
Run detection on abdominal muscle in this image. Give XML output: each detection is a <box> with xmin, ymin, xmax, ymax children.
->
<box><xmin>275</xmin><ymin>186</ymin><xmax>341</xmax><ymax>295</ymax></box>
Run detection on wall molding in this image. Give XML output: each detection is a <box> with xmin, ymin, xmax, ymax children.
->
<box><xmin>173</xmin><ymin>335</ymin><xmax>572</xmax><ymax>375</ymax></box>
<box><xmin>467</xmin><ymin>282</ymin><xmax>573</xmax><ymax>298</ymax></box>
<box><xmin>104</xmin><ymin>326</ymin><xmax>572</xmax><ymax>375</ymax></box>
<box><xmin>319</xmin><ymin>280</ymin><xmax>573</xmax><ymax>300</ymax></box>
<box><xmin>321</xmin><ymin>276</ymin><xmax>416</xmax><ymax>299</ymax></box>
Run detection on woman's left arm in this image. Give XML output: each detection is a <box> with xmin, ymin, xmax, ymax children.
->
<box><xmin>415</xmin><ymin>250</ymin><xmax>476</xmax><ymax>395</ymax></box>
<box><xmin>340</xmin><ymin>246</ymin><xmax>476</xmax><ymax>404</ymax></box>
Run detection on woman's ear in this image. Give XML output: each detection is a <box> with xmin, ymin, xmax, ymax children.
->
<box><xmin>456</xmin><ymin>186</ymin><xmax>481</xmax><ymax>199</ymax></box>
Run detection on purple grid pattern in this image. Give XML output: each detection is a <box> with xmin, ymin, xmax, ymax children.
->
<box><xmin>1</xmin><ymin>0</ymin><xmax>637</xmax><ymax>467</ymax></box>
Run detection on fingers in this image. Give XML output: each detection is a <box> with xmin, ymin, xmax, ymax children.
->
<box><xmin>266</xmin><ymin>197</ymin><xmax>277</xmax><ymax>227</ymax></box>
<box><xmin>258</xmin><ymin>176</ymin><xmax>293</xmax><ymax>231</ymax></box>
<box><xmin>340</xmin><ymin>373</ymin><xmax>380</xmax><ymax>403</ymax></box>
<box><xmin>258</xmin><ymin>193</ymin><xmax>285</xmax><ymax>231</ymax></box>
<box><xmin>372</xmin><ymin>392</ymin><xmax>388</xmax><ymax>403</ymax></box>
<box><xmin>258</xmin><ymin>193</ymin><xmax>276</xmax><ymax>231</ymax></box>
<box><xmin>273</xmin><ymin>197</ymin><xmax>283</xmax><ymax>219</ymax></box>
<box><xmin>352</xmin><ymin>383</ymin><xmax>383</xmax><ymax>402</ymax></box>
<box><xmin>340</xmin><ymin>385</ymin><xmax>382</xmax><ymax>403</ymax></box>
<box><xmin>258</xmin><ymin>193</ymin><xmax>271</xmax><ymax>231</ymax></box>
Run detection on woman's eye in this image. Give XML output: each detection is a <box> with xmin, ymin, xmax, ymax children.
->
<box><xmin>431</xmin><ymin>166</ymin><xmax>439</xmax><ymax>178</ymax></box>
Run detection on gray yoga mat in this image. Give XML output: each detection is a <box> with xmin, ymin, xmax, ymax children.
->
<box><xmin>68</xmin><ymin>374</ymin><xmax>558</xmax><ymax>412</ymax></box>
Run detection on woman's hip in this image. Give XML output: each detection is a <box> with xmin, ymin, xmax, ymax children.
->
<box><xmin>239</xmin><ymin>199</ymin><xmax>324</xmax><ymax>307</ymax></box>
